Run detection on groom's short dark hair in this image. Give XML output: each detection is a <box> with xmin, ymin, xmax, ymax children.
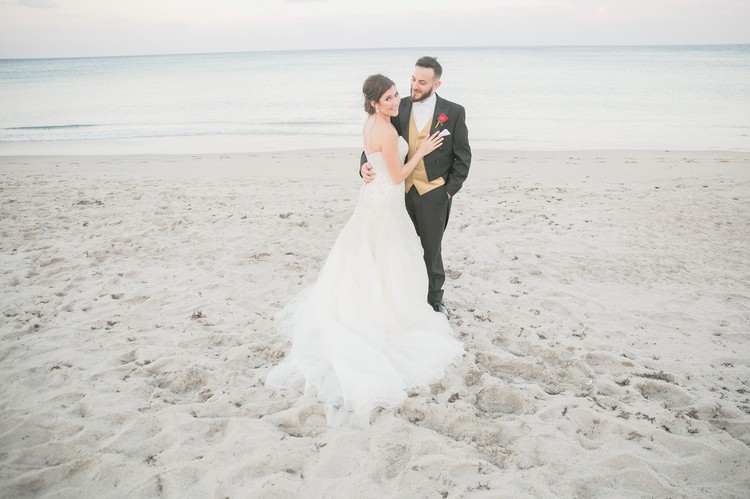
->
<box><xmin>416</xmin><ymin>56</ymin><xmax>442</xmax><ymax>80</ymax></box>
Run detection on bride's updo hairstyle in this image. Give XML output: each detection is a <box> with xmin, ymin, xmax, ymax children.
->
<box><xmin>363</xmin><ymin>74</ymin><xmax>395</xmax><ymax>114</ymax></box>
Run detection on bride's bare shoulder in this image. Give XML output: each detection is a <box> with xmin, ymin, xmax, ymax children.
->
<box><xmin>365</xmin><ymin>119</ymin><xmax>397</xmax><ymax>151</ymax></box>
<box><xmin>371</xmin><ymin>122</ymin><xmax>397</xmax><ymax>142</ymax></box>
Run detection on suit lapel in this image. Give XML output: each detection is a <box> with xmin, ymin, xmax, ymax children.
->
<box><xmin>430</xmin><ymin>95</ymin><xmax>449</xmax><ymax>134</ymax></box>
<box><xmin>399</xmin><ymin>98</ymin><xmax>412</xmax><ymax>142</ymax></box>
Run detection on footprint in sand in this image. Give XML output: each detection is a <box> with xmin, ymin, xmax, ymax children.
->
<box><xmin>155</xmin><ymin>367</ymin><xmax>210</xmax><ymax>397</ymax></box>
<box><xmin>475</xmin><ymin>383</ymin><xmax>530</xmax><ymax>415</ymax></box>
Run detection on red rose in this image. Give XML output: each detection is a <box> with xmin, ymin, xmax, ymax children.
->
<box><xmin>437</xmin><ymin>113</ymin><xmax>448</xmax><ymax>124</ymax></box>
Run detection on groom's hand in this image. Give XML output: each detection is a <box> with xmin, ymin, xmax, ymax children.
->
<box><xmin>361</xmin><ymin>162</ymin><xmax>376</xmax><ymax>184</ymax></box>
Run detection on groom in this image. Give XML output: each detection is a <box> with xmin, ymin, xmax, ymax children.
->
<box><xmin>360</xmin><ymin>56</ymin><xmax>471</xmax><ymax>318</ymax></box>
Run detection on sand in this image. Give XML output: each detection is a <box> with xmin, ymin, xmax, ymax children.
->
<box><xmin>1</xmin><ymin>149</ymin><xmax>749</xmax><ymax>498</ymax></box>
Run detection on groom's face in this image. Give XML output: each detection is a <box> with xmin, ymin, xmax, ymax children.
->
<box><xmin>410</xmin><ymin>66</ymin><xmax>441</xmax><ymax>103</ymax></box>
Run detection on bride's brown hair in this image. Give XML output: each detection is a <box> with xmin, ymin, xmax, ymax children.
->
<box><xmin>362</xmin><ymin>74</ymin><xmax>395</xmax><ymax>114</ymax></box>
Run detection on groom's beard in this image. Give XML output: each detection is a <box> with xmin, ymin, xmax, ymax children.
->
<box><xmin>411</xmin><ymin>87</ymin><xmax>433</xmax><ymax>103</ymax></box>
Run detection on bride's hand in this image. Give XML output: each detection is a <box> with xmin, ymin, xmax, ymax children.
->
<box><xmin>417</xmin><ymin>131</ymin><xmax>444</xmax><ymax>157</ymax></box>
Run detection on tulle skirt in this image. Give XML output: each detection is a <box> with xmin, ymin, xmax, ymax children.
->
<box><xmin>265</xmin><ymin>178</ymin><xmax>463</xmax><ymax>427</ymax></box>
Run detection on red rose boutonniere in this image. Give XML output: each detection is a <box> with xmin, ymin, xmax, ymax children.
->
<box><xmin>435</xmin><ymin>113</ymin><xmax>448</xmax><ymax>129</ymax></box>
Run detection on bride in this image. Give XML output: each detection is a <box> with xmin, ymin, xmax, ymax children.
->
<box><xmin>265</xmin><ymin>74</ymin><xmax>463</xmax><ymax>427</ymax></box>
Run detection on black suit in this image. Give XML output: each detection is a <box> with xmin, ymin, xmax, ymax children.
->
<box><xmin>361</xmin><ymin>94</ymin><xmax>471</xmax><ymax>306</ymax></box>
<box><xmin>393</xmin><ymin>95</ymin><xmax>471</xmax><ymax>197</ymax></box>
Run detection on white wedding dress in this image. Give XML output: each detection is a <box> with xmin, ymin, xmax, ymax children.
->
<box><xmin>265</xmin><ymin>137</ymin><xmax>463</xmax><ymax>427</ymax></box>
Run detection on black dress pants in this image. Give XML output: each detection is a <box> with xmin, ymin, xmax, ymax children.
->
<box><xmin>405</xmin><ymin>184</ymin><xmax>452</xmax><ymax>306</ymax></box>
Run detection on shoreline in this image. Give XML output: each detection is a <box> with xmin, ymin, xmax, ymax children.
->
<box><xmin>3</xmin><ymin>149</ymin><xmax>747</xmax><ymax>184</ymax></box>
<box><xmin>3</xmin><ymin>147</ymin><xmax>750</xmax><ymax>158</ymax></box>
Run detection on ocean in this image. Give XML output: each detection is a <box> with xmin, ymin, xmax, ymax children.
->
<box><xmin>1</xmin><ymin>45</ymin><xmax>749</xmax><ymax>154</ymax></box>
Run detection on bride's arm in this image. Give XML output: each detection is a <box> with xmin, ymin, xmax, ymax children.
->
<box><xmin>382</xmin><ymin>130</ymin><xmax>443</xmax><ymax>184</ymax></box>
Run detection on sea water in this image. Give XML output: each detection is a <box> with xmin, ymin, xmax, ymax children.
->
<box><xmin>1</xmin><ymin>45</ymin><xmax>748</xmax><ymax>153</ymax></box>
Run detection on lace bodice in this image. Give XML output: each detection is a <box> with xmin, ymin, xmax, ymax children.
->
<box><xmin>359</xmin><ymin>137</ymin><xmax>409</xmax><ymax>218</ymax></box>
<box><xmin>365</xmin><ymin>136</ymin><xmax>409</xmax><ymax>188</ymax></box>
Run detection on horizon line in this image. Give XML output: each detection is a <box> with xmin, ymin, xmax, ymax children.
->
<box><xmin>2</xmin><ymin>42</ymin><xmax>748</xmax><ymax>62</ymax></box>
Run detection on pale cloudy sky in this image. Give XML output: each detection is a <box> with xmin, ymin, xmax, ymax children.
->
<box><xmin>1</xmin><ymin>0</ymin><xmax>748</xmax><ymax>58</ymax></box>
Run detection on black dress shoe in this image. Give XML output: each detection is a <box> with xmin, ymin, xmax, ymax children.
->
<box><xmin>433</xmin><ymin>302</ymin><xmax>450</xmax><ymax>319</ymax></box>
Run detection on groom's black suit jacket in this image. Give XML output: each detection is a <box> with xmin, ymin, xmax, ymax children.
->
<box><xmin>394</xmin><ymin>94</ymin><xmax>471</xmax><ymax>197</ymax></box>
<box><xmin>361</xmin><ymin>94</ymin><xmax>471</xmax><ymax>197</ymax></box>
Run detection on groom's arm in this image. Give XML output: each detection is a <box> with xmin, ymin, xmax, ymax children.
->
<box><xmin>444</xmin><ymin>104</ymin><xmax>471</xmax><ymax>197</ymax></box>
<box><xmin>359</xmin><ymin>151</ymin><xmax>367</xmax><ymax>177</ymax></box>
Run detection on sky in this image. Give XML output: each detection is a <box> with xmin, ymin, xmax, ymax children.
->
<box><xmin>1</xmin><ymin>0</ymin><xmax>749</xmax><ymax>59</ymax></box>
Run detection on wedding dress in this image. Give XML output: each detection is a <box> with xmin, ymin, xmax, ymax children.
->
<box><xmin>265</xmin><ymin>137</ymin><xmax>463</xmax><ymax>427</ymax></box>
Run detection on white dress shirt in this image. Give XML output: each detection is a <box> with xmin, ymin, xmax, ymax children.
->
<box><xmin>412</xmin><ymin>92</ymin><xmax>437</xmax><ymax>132</ymax></box>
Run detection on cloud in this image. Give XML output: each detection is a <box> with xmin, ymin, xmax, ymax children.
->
<box><xmin>17</xmin><ymin>0</ymin><xmax>56</xmax><ymax>8</ymax></box>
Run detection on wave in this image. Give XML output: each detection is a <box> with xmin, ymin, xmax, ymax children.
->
<box><xmin>3</xmin><ymin>124</ymin><xmax>101</xmax><ymax>131</ymax></box>
<box><xmin>0</xmin><ymin>123</ymin><xmax>359</xmax><ymax>143</ymax></box>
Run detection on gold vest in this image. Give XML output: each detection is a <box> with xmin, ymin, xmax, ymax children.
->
<box><xmin>405</xmin><ymin>110</ymin><xmax>445</xmax><ymax>195</ymax></box>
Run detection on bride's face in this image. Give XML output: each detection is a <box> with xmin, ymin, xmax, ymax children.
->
<box><xmin>377</xmin><ymin>85</ymin><xmax>400</xmax><ymax>117</ymax></box>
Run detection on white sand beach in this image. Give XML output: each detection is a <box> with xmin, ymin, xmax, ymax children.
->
<box><xmin>1</xmin><ymin>149</ymin><xmax>749</xmax><ymax>498</ymax></box>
